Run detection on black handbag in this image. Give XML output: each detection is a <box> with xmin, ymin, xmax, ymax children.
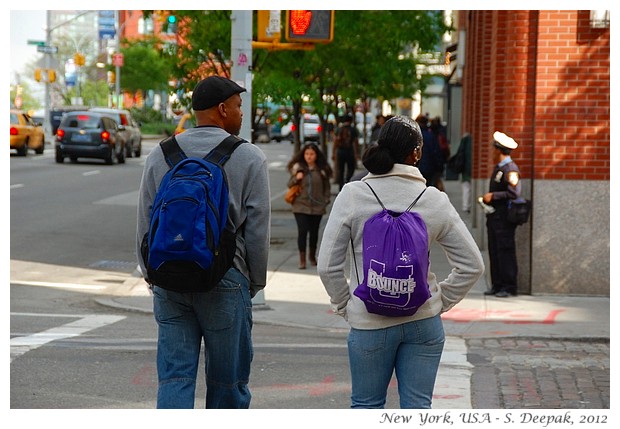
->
<box><xmin>507</xmin><ymin>198</ymin><xmax>531</xmax><ymax>225</ymax></box>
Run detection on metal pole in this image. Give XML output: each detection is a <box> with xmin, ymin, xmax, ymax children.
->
<box><xmin>115</xmin><ymin>10</ymin><xmax>121</xmax><ymax>108</ymax></box>
<box><xmin>44</xmin><ymin>11</ymin><xmax>52</xmax><ymax>139</ymax></box>
<box><xmin>231</xmin><ymin>10</ymin><xmax>252</xmax><ymax>142</ymax></box>
<box><xmin>231</xmin><ymin>11</ymin><xmax>265</xmax><ymax>305</ymax></box>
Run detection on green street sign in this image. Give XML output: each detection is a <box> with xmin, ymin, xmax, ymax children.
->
<box><xmin>28</xmin><ymin>40</ymin><xmax>46</xmax><ymax>47</ymax></box>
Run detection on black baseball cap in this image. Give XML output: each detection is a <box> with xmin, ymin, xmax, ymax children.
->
<box><xmin>191</xmin><ymin>76</ymin><xmax>247</xmax><ymax>111</ymax></box>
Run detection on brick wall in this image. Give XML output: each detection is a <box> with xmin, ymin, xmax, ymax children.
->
<box><xmin>461</xmin><ymin>10</ymin><xmax>610</xmax><ymax>181</ymax></box>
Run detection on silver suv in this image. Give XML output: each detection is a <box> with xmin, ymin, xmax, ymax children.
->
<box><xmin>90</xmin><ymin>108</ymin><xmax>142</xmax><ymax>158</ymax></box>
<box><xmin>300</xmin><ymin>114</ymin><xmax>321</xmax><ymax>143</ymax></box>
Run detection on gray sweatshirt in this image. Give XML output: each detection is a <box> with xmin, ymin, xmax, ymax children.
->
<box><xmin>136</xmin><ymin>126</ymin><xmax>271</xmax><ymax>296</ymax></box>
<box><xmin>317</xmin><ymin>164</ymin><xmax>484</xmax><ymax>330</ymax></box>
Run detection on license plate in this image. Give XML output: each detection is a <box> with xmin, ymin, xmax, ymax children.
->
<box><xmin>71</xmin><ymin>133</ymin><xmax>92</xmax><ymax>143</ymax></box>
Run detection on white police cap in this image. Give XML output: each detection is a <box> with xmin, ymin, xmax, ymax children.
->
<box><xmin>493</xmin><ymin>131</ymin><xmax>518</xmax><ymax>150</ymax></box>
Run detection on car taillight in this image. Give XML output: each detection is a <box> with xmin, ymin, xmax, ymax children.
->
<box><xmin>317</xmin><ymin>125</ymin><xmax>323</xmax><ymax>133</ymax></box>
<box><xmin>101</xmin><ymin>130</ymin><xmax>110</xmax><ymax>142</ymax></box>
<box><xmin>56</xmin><ymin>129</ymin><xmax>65</xmax><ymax>140</ymax></box>
<box><xmin>10</xmin><ymin>127</ymin><xmax>19</xmax><ymax>136</ymax></box>
<box><xmin>291</xmin><ymin>124</ymin><xmax>297</xmax><ymax>132</ymax></box>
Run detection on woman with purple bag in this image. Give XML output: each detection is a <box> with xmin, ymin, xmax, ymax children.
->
<box><xmin>317</xmin><ymin>116</ymin><xmax>484</xmax><ymax>409</ymax></box>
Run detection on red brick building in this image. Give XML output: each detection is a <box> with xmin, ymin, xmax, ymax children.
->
<box><xmin>458</xmin><ymin>10</ymin><xmax>610</xmax><ymax>295</ymax></box>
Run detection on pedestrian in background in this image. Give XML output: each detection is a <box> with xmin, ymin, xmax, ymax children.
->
<box><xmin>287</xmin><ymin>142</ymin><xmax>333</xmax><ymax>269</ymax></box>
<box><xmin>482</xmin><ymin>131</ymin><xmax>522</xmax><ymax>298</ymax></box>
<box><xmin>333</xmin><ymin>114</ymin><xmax>360</xmax><ymax>190</ymax></box>
<box><xmin>136</xmin><ymin>76</ymin><xmax>271</xmax><ymax>408</ymax></box>
<box><xmin>459</xmin><ymin>133</ymin><xmax>473</xmax><ymax>213</ymax></box>
<box><xmin>415</xmin><ymin>115</ymin><xmax>444</xmax><ymax>189</ymax></box>
<box><xmin>317</xmin><ymin>115</ymin><xmax>484</xmax><ymax>408</ymax></box>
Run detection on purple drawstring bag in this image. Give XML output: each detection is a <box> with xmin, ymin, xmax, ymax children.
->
<box><xmin>352</xmin><ymin>183</ymin><xmax>431</xmax><ymax>317</ymax></box>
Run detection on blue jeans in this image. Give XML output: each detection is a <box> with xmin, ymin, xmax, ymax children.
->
<box><xmin>152</xmin><ymin>268</ymin><xmax>253</xmax><ymax>409</ymax></box>
<box><xmin>347</xmin><ymin>315</ymin><xmax>445</xmax><ymax>409</ymax></box>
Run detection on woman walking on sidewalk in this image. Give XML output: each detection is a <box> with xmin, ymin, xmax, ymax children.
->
<box><xmin>287</xmin><ymin>143</ymin><xmax>333</xmax><ymax>269</ymax></box>
<box><xmin>318</xmin><ymin>116</ymin><xmax>484</xmax><ymax>408</ymax></box>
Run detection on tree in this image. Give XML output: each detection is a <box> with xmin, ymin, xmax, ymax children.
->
<box><xmin>120</xmin><ymin>37</ymin><xmax>173</xmax><ymax>93</ymax></box>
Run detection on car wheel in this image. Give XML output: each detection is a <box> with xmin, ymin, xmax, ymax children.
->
<box><xmin>70</xmin><ymin>156</ymin><xmax>78</xmax><ymax>163</ymax></box>
<box><xmin>55</xmin><ymin>147</ymin><xmax>64</xmax><ymax>163</ymax></box>
<box><xmin>117</xmin><ymin>144</ymin><xmax>126</xmax><ymax>164</ymax></box>
<box><xmin>17</xmin><ymin>141</ymin><xmax>28</xmax><ymax>156</ymax></box>
<box><xmin>125</xmin><ymin>141</ymin><xmax>133</xmax><ymax>158</ymax></box>
<box><xmin>134</xmin><ymin>140</ymin><xmax>141</xmax><ymax>157</ymax></box>
<box><xmin>104</xmin><ymin>147</ymin><xmax>114</xmax><ymax>165</ymax></box>
<box><xmin>35</xmin><ymin>141</ymin><xmax>45</xmax><ymax>155</ymax></box>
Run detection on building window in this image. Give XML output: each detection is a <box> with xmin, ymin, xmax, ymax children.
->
<box><xmin>138</xmin><ymin>17</ymin><xmax>154</xmax><ymax>35</ymax></box>
<box><xmin>590</xmin><ymin>10</ymin><xmax>610</xmax><ymax>28</ymax></box>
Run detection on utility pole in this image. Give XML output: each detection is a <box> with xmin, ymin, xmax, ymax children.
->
<box><xmin>230</xmin><ymin>10</ymin><xmax>252</xmax><ymax>142</ymax></box>
<box><xmin>231</xmin><ymin>11</ymin><xmax>264</xmax><ymax>305</ymax></box>
<box><xmin>114</xmin><ymin>10</ymin><xmax>121</xmax><ymax>108</ymax></box>
<box><xmin>44</xmin><ymin>11</ymin><xmax>52</xmax><ymax>138</ymax></box>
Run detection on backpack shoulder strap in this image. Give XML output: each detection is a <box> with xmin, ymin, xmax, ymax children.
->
<box><xmin>205</xmin><ymin>134</ymin><xmax>246</xmax><ymax>167</ymax></box>
<box><xmin>405</xmin><ymin>188</ymin><xmax>428</xmax><ymax>212</ymax></box>
<box><xmin>364</xmin><ymin>182</ymin><xmax>386</xmax><ymax>210</ymax></box>
<box><xmin>365</xmin><ymin>181</ymin><xmax>427</xmax><ymax>212</ymax></box>
<box><xmin>159</xmin><ymin>135</ymin><xmax>186</xmax><ymax>168</ymax></box>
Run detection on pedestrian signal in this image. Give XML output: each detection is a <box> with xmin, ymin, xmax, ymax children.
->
<box><xmin>285</xmin><ymin>10</ymin><xmax>334</xmax><ymax>43</ymax></box>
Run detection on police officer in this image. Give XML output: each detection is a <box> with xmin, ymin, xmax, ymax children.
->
<box><xmin>482</xmin><ymin>131</ymin><xmax>522</xmax><ymax>297</ymax></box>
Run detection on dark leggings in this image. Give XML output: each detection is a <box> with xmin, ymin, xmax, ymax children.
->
<box><xmin>294</xmin><ymin>213</ymin><xmax>323</xmax><ymax>252</ymax></box>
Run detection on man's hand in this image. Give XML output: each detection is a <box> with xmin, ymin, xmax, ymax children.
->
<box><xmin>483</xmin><ymin>192</ymin><xmax>493</xmax><ymax>204</ymax></box>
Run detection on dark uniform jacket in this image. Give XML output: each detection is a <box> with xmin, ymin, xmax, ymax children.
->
<box><xmin>488</xmin><ymin>157</ymin><xmax>522</xmax><ymax>212</ymax></box>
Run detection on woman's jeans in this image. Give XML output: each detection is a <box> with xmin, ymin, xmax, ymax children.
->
<box><xmin>152</xmin><ymin>268</ymin><xmax>253</xmax><ymax>409</ymax></box>
<box><xmin>347</xmin><ymin>315</ymin><xmax>445</xmax><ymax>409</ymax></box>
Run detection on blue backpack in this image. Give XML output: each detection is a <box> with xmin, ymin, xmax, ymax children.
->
<box><xmin>141</xmin><ymin>134</ymin><xmax>245</xmax><ymax>292</ymax></box>
<box><xmin>352</xmin><ymin>183</ymin><xmax>431</xmax><ymax>317</ymax></box>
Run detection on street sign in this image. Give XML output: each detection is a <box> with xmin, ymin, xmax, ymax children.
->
<box><xmin>37</xmin><ymin>45</ymin><xmax>58</xmax><ymax>54</ymax></box>
<box><xmin>28</xmin><ymin>40</ymin><xmax>46</xmax><ymax>47</ymax></box>
<box><xmin>112</xmin><ymin>53</ymin><xmax>124</xmax><ymax>67</ymax></box>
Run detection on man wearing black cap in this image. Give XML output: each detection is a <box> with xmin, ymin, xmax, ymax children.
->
<box><xmin>136</xmin><ymin>75</ymin><xmax>270</xmax><ymax>408</ymax></box>
<box><xmin>481</xmin><ymin>131</ymin><xmax>522</xmax><ymax>298</ymax></box>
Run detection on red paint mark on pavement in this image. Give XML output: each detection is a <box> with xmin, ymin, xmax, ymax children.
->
<box><xmin>132</xmin><ymin>365</ymin><xmax>157</xmax><ymax>387</ymax></box>
<box><xmin>442</xmin><ymin>308</ymin><xmax>566</xmax><ymax>325</ymax></box>
<box><xmin>309</xmin><ymin>375</ymin><xmax>335</xmax><ymax>396</ymax></box>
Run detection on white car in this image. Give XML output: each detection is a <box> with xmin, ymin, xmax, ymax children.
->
<box><xmin>300</xmin><ymin>114</ymin><xmax>321</xmax><ymax>143</ymax></box>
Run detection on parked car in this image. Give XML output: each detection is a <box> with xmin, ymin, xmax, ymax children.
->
<box><xmin>269</xmin><ymin>120</ymin><xmax>293</xmax><ymax>142</ymax></box>
<box><xmin>89</xmin><ymin>108</ymin><xmax>142</xmax><ymax>158</ymax></box>
<box><xmin>300</xmin><ymin>113</ymin><xmax>321</xmax><ymax>143</ymax></box>
<box><xmin>55</xmin><ymin>111</ymin><xmax>125</xmax><ymax>165</ymax></box>
<box><xmin>10</xmin><ymin>109</ymin><xmax>45</xmax><ymax>156</ymax></box>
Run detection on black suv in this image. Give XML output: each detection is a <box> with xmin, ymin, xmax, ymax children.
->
<box><xmin>55</xmin><ymin>111</ymin><xmax>125</xmax><ymax>165</ymax></box>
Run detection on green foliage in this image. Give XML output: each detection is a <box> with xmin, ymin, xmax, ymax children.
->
<box><xmin>120</xmin><ymin>37</ymin><xmax>173</xmax><ymax>93</ymax></box>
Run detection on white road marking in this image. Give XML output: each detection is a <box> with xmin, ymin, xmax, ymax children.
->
<box><xmin>11</xmin><ymin>280</ymin><xmax>106</xmax><ymax>291</ymax></box>
<box><xmin>10</xmin><ymin>184</ymin><xmax>25</xmax><ymax>189</ymax></box>
<box><xmin>10</xmin><ymin>314</ymin><xmax>126</xmax><ymax>362</ymax></box>
<box><xmin>82</xmin><ymin>170</ymin><xmax>101</xmax><ymax>176</ymax></box>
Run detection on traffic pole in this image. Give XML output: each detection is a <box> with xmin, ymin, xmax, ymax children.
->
<box><xmin>231</xmin><ymin>11</ymin><xmax>265</xmax><ymax>306</ymax></box>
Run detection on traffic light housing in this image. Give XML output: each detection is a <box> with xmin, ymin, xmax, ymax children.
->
<box><xmin>74</xmin><ymin>52</ymin><xmax>85</xmax><ymax>66</ymax></box>
<box><xmin>167</xmin><ymin>14</ymin><xmax>177</xmax><ymax>33</ymax></box>
<box><xmin>48</xmin><ymin>69</ymin><xmax>56</xmax><ymax>83</ymax></box>
<box><xmin>34</xmin><ymin>68</ymin><xmax>42</xmax><ymax>82</ymax></box>
<box><xmin>107</xmin><ymin>71</ymin><xmax>116</xmax><ymax>84</ymax></box>
<box><xmin>285</xmin><ymin>10</ymin><xmax>334</xmax><ymax>43</ymax></box>
<box><xmin>257</xmin><ymin>10</ymin><xmax>281</xmax><ymax>42</ymax></box>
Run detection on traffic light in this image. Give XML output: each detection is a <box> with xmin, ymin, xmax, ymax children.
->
<box><xmin>34</xmin><ymin>68</ymin><xmax>42</xmax><ymax>82</ymax></box>
<box><xmin>74</xmin><ymin>52</ymin><xmax>85</xmax><ymax>66</ymax></box>
<box><xmin>167</xmin><ymin>14</ymin><xmax>177</xmax><ymax>33</ymax></box>
<box><xmin>107</xmin><ymin>71</ymin><xmax>116</xmax><ymax>85</ymax></box>
<box><xmin>48</xmin><ymin>69</ymin><xmax>56</xmax><ymax>83</ymax></box>
<box><xmin>285</xmin><ymin>10</ymin><xmax>334</xmax><ymax>43</ymax></box>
